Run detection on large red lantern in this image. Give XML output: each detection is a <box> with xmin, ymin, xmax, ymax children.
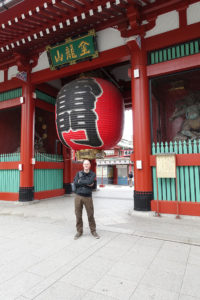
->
<box><xmin>56</xmin><ymin>77</ymin><xmax>124</xmax><ymax>150</ymax></box>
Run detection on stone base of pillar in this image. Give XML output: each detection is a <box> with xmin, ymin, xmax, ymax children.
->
<box><xmin>134</xmin><ymin>191</ymin><xmax>153</xmax><ymax>211</ymax></box>
<box><xmin>19</xmin><ymin>187</ymin><xmax>34</xmax><ymax>202</ymax></box>
<box><xmin>63</xmin><ymin>183</ymin><xmax>72</xmax><ymax>194</ymax></box>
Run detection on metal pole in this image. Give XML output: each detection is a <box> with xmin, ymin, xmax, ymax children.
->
<box><xmin>99</xmin><ymin>165</ymin><xmax>105</xmax><ymax>187</ymax></box>
<box><xmin>175</xmin><ymin>166</ymin><xmax>180</xmax><ymax>219</ymax></box>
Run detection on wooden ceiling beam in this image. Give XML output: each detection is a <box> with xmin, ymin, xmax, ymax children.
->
<box><xmin>0</xmin><ymin>30</ymin><xmax>20</xmax><ymax>38</ymax></box>
<box><xmin>16</xmin><ymin>20</ymin><xmax>38</xmax><ymax>29</ymax></box>
<box><xmin>142</xmin><ymin>0</ymin><xmax>190</xmax><ymax>19</ymax></box>
<box><xmin>58</xmin><ymin>0</ymin><xmax>80</xmax><ymax>10</ymax></box>
<box><xmin>46</xmin><ymin>4</ymin><xmax>70</xmax><ymax>16</ymax></box>
<box><xmin>1</xmin><ymin>27</ymin><xmax>29</xmax><ymax>35</ymax></box>
<box><xmin>0</xmin><ymin>0</ymin><xmax>47</xmax><ymax>24</ymax></box>
<box><xmin>141</xmin><ymin>0</ymin><xmax>151</xmax><ymax>4</ymax></box>
<box><xmin>36</xmin><ymin>9</ymin><xmax>57</xmax><ymax>21</ymax></box>
<box><xmin>53</xmin><ymin>2</ymin><xmax>74</xmax><ymax>14</ymax></box>
<box><xmin>13</xmin><ymin>21</ymin><xmax>37</xmax><ymax>31</ymax></box>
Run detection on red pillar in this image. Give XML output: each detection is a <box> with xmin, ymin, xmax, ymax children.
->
<box><xmin>63</xmin><ymin>147</ymin><xmax>72</xmax><ymax>194</ymax></box>
<box><xmin>19</xmin><ymin>72</ymin><xmax>35</xmax><ymax>201</ymax></box>
<box><xmin>113</xmin><ymin>165</ymin><xmax>118</xmax><ymax>185</ymax></box>
<box><xmin>91</xmin><ymin>159</ymin><xmax>97</xmax><ymax>189</ymax></box>
<box><xmin>128</xmin><ymin>39</ymin><xmax>153</xmax><ymax>211</ymax></box>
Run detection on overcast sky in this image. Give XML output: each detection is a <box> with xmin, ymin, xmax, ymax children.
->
<box><xmin>122</xmin><ymin>110</ymin><xmax>133</xmax><ymax>141</ymax></box>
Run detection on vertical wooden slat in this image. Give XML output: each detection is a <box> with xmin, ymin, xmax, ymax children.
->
<box><xmin>188</xmin><ymin>140</ymin><xmax>195</xmax><ymax>202</ymax></box>
<box><xmin>152</xmin><ymin>143</ymin><xmax>157</xmax><ymax>200</ymax></box>
<box><xmin>178</xmin><ymin>141</ymin><xmax>185</xmax><ymax>201</ymax></box>
<box><xmin>176</xmin><ymin>45</ymin><xmax>180</xmax><ymax>58</ymax></box>
<box><xmin>155</xmin><ymin>51</ymin><xmax>159</xmax><ymax>63</ymax></box>
<box><xmin>194</xmin><ymin>140</ymin><xmax>200</xmax><ymax>202</ymax></box>
<box><xmin>165</xmin><ymin>142</ymin><xmax>171</xmax><ymax>201</ymax></box>
<box><xmin>185</xmin><ymin>43</ymin><xmax>190</xmax><ymax>55</ymax></box>
<box><xmin>169</xmin><ymin>142</ymin><xmax>176</xmax><ymax>200</ymax></box>
<box><xmin>167</xmin><ymin>48</ymin><xmax>172</xmax><ymax>60</ymax></box>
<box><xmin>174</xmin><ymin>142</ymin><xmax>180</xmax><ymax>201</ymax></box>
<box><xmin>172</xmin><ymin>47</ymin><xmax>176</xmax><ymax>59</ymax></box>
<box><xmin>156</xmin><ymin>142</ymin><xmax>162</xmax><ymax>200</ymax></box>
<box><xmin>161</xmin><ymin>142</ymin><xmax>167</xmax><ymax>200</ymax></box>
<box><xmin>183</xmin><ymin>141</ymin><xmax>190</xmax><ymax>202</ymax></box>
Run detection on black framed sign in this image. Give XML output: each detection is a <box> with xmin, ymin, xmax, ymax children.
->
<box><xmin>46</xmin><ymin>29</ymin><xmax>98</xmax><ymax>70</ymax></box>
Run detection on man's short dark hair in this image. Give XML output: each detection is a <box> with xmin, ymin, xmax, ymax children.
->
<box><xmin>83</xmin><ymin>159</ymin><xmax>91</xmax><ymax>164</ymax></box>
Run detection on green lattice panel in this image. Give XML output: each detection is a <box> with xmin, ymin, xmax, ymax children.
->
<box><xmin>152</xmin><ymin>140</ymin><xmax>200</xmax><ymax>202</ymax></box>
<box><xmin>0</xmin><ymin>88</ymin><xmax>22</xmax><ymax>102</ymax></box>
<box><xmin>148</xmin><ymin>38</ymin><xmax>200</xmax><ymax>65</ymax></box>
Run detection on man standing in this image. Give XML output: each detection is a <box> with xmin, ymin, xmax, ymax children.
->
<box><xmin>128</xmin><ymin>171</ymin><xmax>133</xmax><ymax>187</ymax></box>
<box><xmin>73</xmin><ymin>159</ymin><xmax>100</xmax><ymax>240</ymax></box>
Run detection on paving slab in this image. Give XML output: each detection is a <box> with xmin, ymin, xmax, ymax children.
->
<box><xmin>0</xmin><ymin>185</ymin><xmax>199</xmax><ymax>299</ymax></box>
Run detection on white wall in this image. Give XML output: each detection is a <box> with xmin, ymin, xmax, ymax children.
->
<box><xmin>187</xmin><ymin>2</ymin><xmax>200</xmax><ymax>25</ymax></box>
<box><xmin>145</xmin><ymin>10</ymin><xmax>179</xmax><ymax>38</ymax></box>
<box><xmin>96</xmin><ymin>28</ymin><xmax>125</xmax><ymax>52</ymax></box>
<box><xmin>0</xmin><ymin>71</ymin><xmax>4</xmax><ymax>83</ymax></box>
<box><xmin>32</xmin><ymin>51</ymin><xmax>49</xmax><ymax>73</ymax></box>
<box><xmin>8</xmin><ymin>65</ymin><xmax>18</xmax><ymax>80</ymax></box>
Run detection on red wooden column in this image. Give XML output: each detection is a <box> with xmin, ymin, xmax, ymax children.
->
<box><xmin>63</xmin><ymin>147</ymin><xmax>72</xmax><ymax>194</ymax></box>
<box><xmin>19</xmin><ymin>72</ymin><xmax>35</xmax><ymax>201</ymax></box>
<box><xmin>113</xmin><ymin>165</ymin><xmax>118</xmax><ymax>185</ymax></box>
<box><xmin>91</xmin><ymin>159</ymin><xmax>97</xmax><ymax>189</ymax></box>
<box><xmin>128</xmin><ymin>39</ymin><xmax>153</xmax><ymax>211</ymax></box>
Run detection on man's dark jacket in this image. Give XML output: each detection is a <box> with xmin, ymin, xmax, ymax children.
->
<box><xmin>73</xmin><ymin>170</ymin><xmax>96</xmax><ymax>197</ymax></box>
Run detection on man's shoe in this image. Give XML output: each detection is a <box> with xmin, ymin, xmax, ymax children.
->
<box><xmin>91</xmin><ymin>231</ymin><xmax>100</xmax><ymax>239</ymax></box>
<box><xmin>74</xmin><ymin>232</ymin><xmax>82</xmax><ymax>240</ymax></box>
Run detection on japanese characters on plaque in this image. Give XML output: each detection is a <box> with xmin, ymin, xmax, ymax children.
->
<box><xmin>46</xmin><ymin>30</ymin><xmax>98</xmax><ymax>70</ymax></box>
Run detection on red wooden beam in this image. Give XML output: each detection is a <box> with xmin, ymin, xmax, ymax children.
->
<box><xmin>151</xmin><ymin>200</ymin><xmax>200</xmax><ymax>217</ymax></box>
<box><xmin>35</xmin><ymin>99</ymin><xmax>55</xmax><ymax>113</ymax></box>
<box><xmin>31</xmin><ymin>45</ymin><xmax>130</xmax><ymax>84</ymax></box>
<box><xmin>0</xmin><ymin>162</ymin><xmax>19</xmax><ymax>169</ymax></box>
<box><xmin>147</xmin><ymin>52</ymin><xmax>200</xmax><ymax>78</ymax></box>
<box><xmin>145</xmin><ymin>22</ymin><xmax>200</xmax><ymax>51</ymax></box>
<box><xmin>142</xmin><ymin>0</ymin><xmax>198</xmax><ymax>19</ymax></box>
<box><xmin>0</xmin><ymin>0</ymin><xmax>52</xmax><ymax>24</ymax></box>
<box><xmin>36</xmin><ymin>83</ymin><xmax>59</xmax><ymax>98</ymax></box>
<box><xmin>0</xmin><ymin>78</ymin><xmax>22</xmax><ymax>93</ymax></box>
<box><xmin>0</xmin><ymin>193</ymin><xmax>19</xmax><ymax>201</ymax></box>
<box><xmin>34</xmin><ymin>189</ymin><xmax>65</xmax><ymax>200</ymax></box>
<box><xmin>35</xmin><ymin>162</ymin><xmax>64</xmax><ymax>169</ymax></box>
<box><xmin>150</xmin><ymin>153</ymin><xmax>200</xmax><ymax>166</ymax></box>
<box><xmin>56</xmin><ymin>0</ymin><xmax>77</xmax><ymax>12</ymax></box>
<box><xmin>0</xmin><ymin>98</ymin><xmax>22</xmax><ymax>110</ymax></box>
<box><xmin>178</xmin><ymin>6</ymin><xmax>187</xmax><ymax>28</ymax></box>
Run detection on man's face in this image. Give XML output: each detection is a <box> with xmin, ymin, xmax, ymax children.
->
<box><xmin>83</xmin><ymin>160</ymin><xmax>91</xmax><ymax>172</ymax></box>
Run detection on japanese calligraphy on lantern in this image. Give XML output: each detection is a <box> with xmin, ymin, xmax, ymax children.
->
<box><xmin>56</xmin><ymin>78</ymin><xmax>103</xmax><ymax>148</ymax></box>
<box><xmin>156</xmin><ymin>154</ymin><xmax>176</xmax><ymax>178</ymax></box>
<box><xmin>46</xmin><ymin>30</ymin><xmax>98</xmax><ymax>70</ymax></box>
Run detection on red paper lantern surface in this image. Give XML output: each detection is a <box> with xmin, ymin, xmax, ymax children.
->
<box><xmin>56</xmin><ymin>77</ymin><xmax>124</xmax><ymax>150</ymax></box>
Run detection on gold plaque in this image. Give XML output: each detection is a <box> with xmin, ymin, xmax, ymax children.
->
<box><xmin>76</xmin><ymin>149</ymin><xmax>105</xmax><ymax>160</ymax></box>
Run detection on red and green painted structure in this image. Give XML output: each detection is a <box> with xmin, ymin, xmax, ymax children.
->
<box><xmin>0</xmin><ymin>0</ymin><xmax>200</xmax><ymax>216</ymax></box>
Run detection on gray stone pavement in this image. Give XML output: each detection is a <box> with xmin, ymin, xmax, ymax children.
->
<box><xmin>0</xmin><ymin>185</ymin><xmax>200</xmax><ymax>299</ymax></box>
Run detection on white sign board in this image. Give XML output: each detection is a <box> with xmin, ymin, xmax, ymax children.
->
<box><xmin>156</xmin><ymin>154</ymin><xmax>176</xmax><ymax>178</ymax></box>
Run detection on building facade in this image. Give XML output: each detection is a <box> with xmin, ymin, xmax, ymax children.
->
<box><xmin>0</xmin><ymin>0</ymin><xmax>200</xmax><ymax>215</ymax></box>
